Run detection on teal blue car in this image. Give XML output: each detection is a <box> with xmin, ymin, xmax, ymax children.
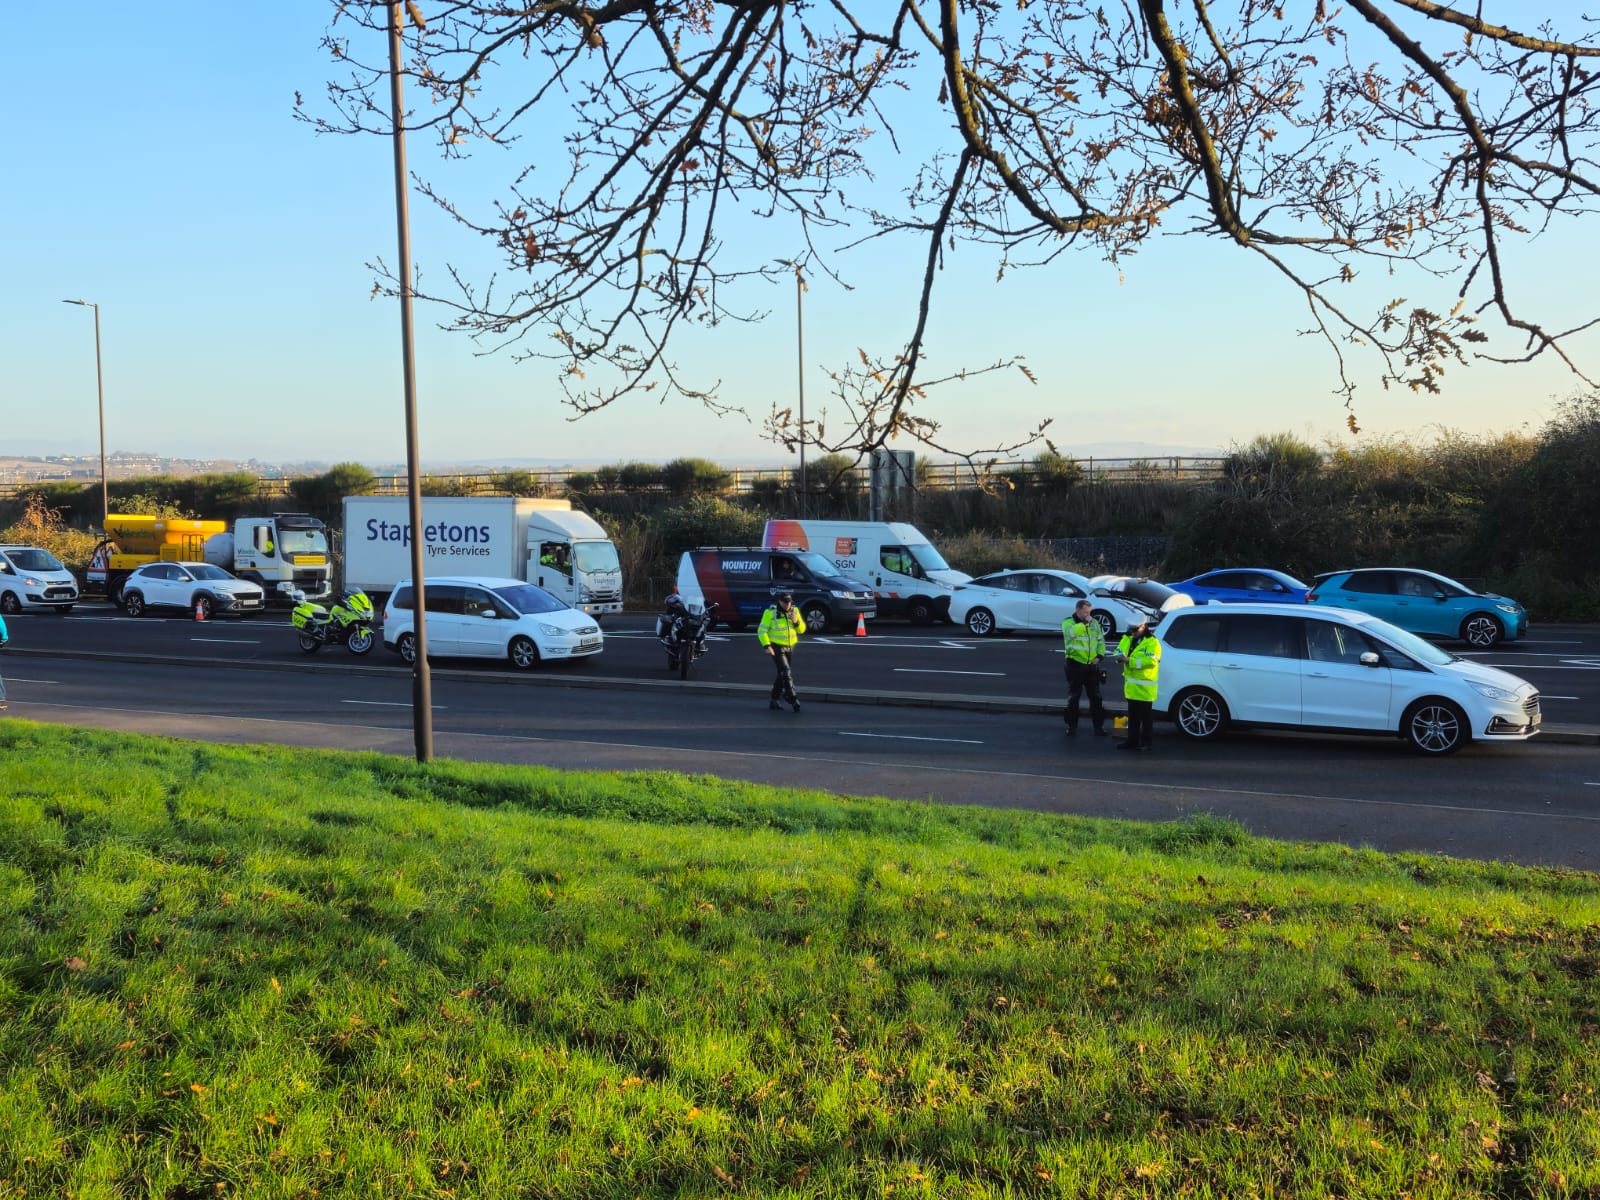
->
<box><xmin>1307</xmin><ymin>567</ymin><xmax>1527</xmax><ymax>648</ymax></box>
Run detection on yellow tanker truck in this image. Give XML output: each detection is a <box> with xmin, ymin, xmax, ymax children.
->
<box><xmin>89</xmin><ymin>513</ymin><xmax>332</xmax><ymax>604</ymax></box>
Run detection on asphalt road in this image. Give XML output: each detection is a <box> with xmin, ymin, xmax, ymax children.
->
<box><xmin>10</xmin><ymin>604</ymin><xmax>1600</xmax><ymax>726</ymax></box>
<box><xmin>5</xmin><ymin>645</ymin><xmax>1600</xmax><ymax>870</ymax></box>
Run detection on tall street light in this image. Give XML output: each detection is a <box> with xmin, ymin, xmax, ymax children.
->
<box><xmin>61</xmin><ymin>299</ymin><xmax>109</xmax><ymax>523</ymax></box>
<box><xmin>389</xmin><ymin>0</ymin><xmax>433</xmax><ymax>761</ymax></box>
<box><xmin>794</xmin><ymin>265</ymin><xmax>807</xmax><ymax>517</ymax></box>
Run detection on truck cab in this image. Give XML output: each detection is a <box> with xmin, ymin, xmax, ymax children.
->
<box><xmin>204</xmin><ymin>514</ymin><xmax>332</xmax><ymax>602</ymax></box>
<box><xmin>524</xmin><ymin>505</ymin><xmax>624</xmax><ymax>617</ymax></box>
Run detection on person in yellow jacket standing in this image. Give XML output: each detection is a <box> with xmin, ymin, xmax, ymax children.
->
<box><xmin>1061</xmin><ymin>599</ymin><xmax>1107</xmax><ymax>736</ymax></box>
<box><xmin>758</xmin><ymin>590</ymin><xmax>807</xmax><ymax>712</ymax></box>
<box><xmin>1115</xmin><ymin>612</ymin><xmax>1162</xmax><ymax>751</ymax></box>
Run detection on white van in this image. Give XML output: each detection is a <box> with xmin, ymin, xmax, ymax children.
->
<box><xmin>762</xmin><ymin>520</ymin><xmax>970</xmax><ymax>624</ymax></box>
<box><xmin>0</xmin><ymin>545</ymin><xmax>80</xmax><ymax>613</ymax></box>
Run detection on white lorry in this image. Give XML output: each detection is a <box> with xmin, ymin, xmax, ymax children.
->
<box><xmin>340</xmin><ymin>496</ymin><xmax>624</xmax><ymax>617</ymax></box>
<box><xmin>762</xmin><ymin>519</ymin><xmax>970</xmax><ymax>624</ymax></box>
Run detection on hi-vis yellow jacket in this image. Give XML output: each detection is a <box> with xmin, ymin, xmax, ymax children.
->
<box><xmin>757</xmin><ymin>605</ymin><xmax>806</xmax><ymax>648</ymax></box>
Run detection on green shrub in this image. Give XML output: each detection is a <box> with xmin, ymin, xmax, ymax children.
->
<box><xmin>659</xmin><ymin>457</ymin><xmax>731</xmax><ymax>496</ymax></box>
<box><xmin>618</xmin><ymin>461</ymin><xmax>663</xmax><ymax>491</ymax></box>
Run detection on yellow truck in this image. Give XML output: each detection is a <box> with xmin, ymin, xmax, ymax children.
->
<box><xmin>89</xmin><ymin>513</ymin><xmax>332</xmax><ymax>604</ymax></box>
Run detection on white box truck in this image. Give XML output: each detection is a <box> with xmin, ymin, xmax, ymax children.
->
<box><xmin>341</xmin><ymin>496</ymin><xmax>624</xmax><ymax>617</ymax></box>
<box><xmin>762</xmin><ymin>519</ymin><xmax>970</xmax><ymax>624</ymax></box>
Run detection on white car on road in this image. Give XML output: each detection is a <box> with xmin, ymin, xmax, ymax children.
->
<box><xmin>120</xmin><ymin>561</ymin><xmax>264</xmax><ymax>619</ymax></box>
<box><xmin>1155</xmin><ymin>603</ymin><xmax>1540</xmax><ymax>755</ymax></box>
<box><xmin>949</xmin><ymin>569</ymin><xmax>1190</xmax><ymax>638</ymax></box>
<box><xmin>383</xmin><ymin>576</ymin><xmax>603</xmax><ymax>669</ymax></box>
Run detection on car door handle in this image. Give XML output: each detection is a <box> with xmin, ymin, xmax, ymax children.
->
<box><xmin>1306</xmin><ymin>671</ymin><xmax>1330</xmax><ymax>678</ymax></box>
<box><xmin>1218</xmin><ymin>662</ymin><xmax>1244</xmax><ymax>670</ymax></box>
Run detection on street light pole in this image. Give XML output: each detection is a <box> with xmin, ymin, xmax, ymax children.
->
<box><xmin>794</xmin><ymin>265</ymin><xmax>806</xmax><ymax>517</ymax></box>
<box><xmin>389</xmin><ymin>0</ymin><xmax>432</xmax><ymax>761</ymax></box>
<box><xmin>61</xmin><ymin>299</ymin><xmax>109</xmax><ymax>523</ymax></box>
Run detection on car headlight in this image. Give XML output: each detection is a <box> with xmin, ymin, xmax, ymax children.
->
<box><xmin>538</xmin><ymin>623</ymin><xmax>566</xmax><ymax>636</ymax></box>
<box><xmin>831</xmin><ymin>590</ymin><xmax>854</xmax><ymax>599</ymax></box>
<box><xmin>1469</xmin><ymin>682</ymin><xmax>1520</xmax><ymax>702</ymax></box>
<box><xmin>24</xmin><ymin>576</ymin><xmax>44</xmax><ymax>587</ymax></box>
<box><xmin>1494</xmin><ymin>603</ymin><xmax>1519</xmax><ymax>615</ymax></box>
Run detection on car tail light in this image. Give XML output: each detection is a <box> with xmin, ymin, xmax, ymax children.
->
<box><xmin>1307</xmin><ymin>592</ymin><xmax>1319</xmax><ymax>602</ymax></box>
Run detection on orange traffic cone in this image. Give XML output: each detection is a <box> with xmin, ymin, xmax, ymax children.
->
<box><xmin>194</xmin><ymin>599</ymin><xmax>206</xmax><ymax>622</ymax></box>
<box><xmin>855</xmin><ymin>612</ymin><xmax>867</xmax><ymax>637</ymax></box>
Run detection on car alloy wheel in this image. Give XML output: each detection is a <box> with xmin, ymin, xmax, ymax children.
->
<box><xmin>123</xmin><ymin>591</ymin><xmax>145</xmax><ymax>618</ymax></box>
<box><xmin>965</xmin><ymin>607</ymin><xmax>996</xmax><ymax>637</ymax></box>
<box><xmin>1461</xmin><ymin>613</ymin><xmax>1503</xmax><ymax>648</ymax></box>
<box><xmin>396</xmin><ymin>632</ymin><xmax>417</xmax><ymax>665</ymax></box>
<box><xmin>0</xmin><ymin>591</ymin><xmax>20</xmax><ymax>616</ymax></box>
<box><xmin>509</xmin><ymin>634</ymin><xmax>540</xmax><ymax>670</ymax></box>
<box><xmin>1405</xmin><ymin>700</ymin><xmax>1467</xmax><ymax>755</ymax></box>
<box><xmin>1091</xmin><ymin>609</ymin><xmax>1116</xmax><ymax>639</ymax></box>
<box><xmin>1173</xmin><ymin>688</ymin><xmax>1227</xmax><ymax>740</ymax></box>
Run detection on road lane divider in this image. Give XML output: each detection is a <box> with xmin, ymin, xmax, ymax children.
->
<box><xmin>341</xmin><ymin>700</ymin><xmax>447</xmax><ymax>709</ymax></box>
<box><xmin>894</xmin><ymin>668</ymin><xmax>1006</xmax><ymax>677</ymax></box>
<box><xmin>838</xmin><ymin>732</ymin><xmax>984</xmax><ymax>744</ymax></box>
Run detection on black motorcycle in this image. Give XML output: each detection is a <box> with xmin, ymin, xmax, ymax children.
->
<box><xmin>659</xmin><ymin>598</ymin><xmax>717</xmax><ymax>679</ymax></box>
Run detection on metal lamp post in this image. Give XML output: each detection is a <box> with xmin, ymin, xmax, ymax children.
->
<box><xmin>61</xmin><ymin>298</ymin><xmax>109</xmax><ymax>522</ymax></box>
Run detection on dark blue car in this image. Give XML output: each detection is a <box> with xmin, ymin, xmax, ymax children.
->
<box><xmin>1167</xmin><ymin>568</ymin><xmax>1311</xmax><ymax>605</ymax></box>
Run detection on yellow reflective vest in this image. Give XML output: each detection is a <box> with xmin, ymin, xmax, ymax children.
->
<box><xmin>1062</xmin><ymin>617</ymin><xmax>1106</xmax><ymax>664</ymax></box>
<box><xmin>1118</xmin><ymin>632</ymin><xmax>1161</xmax><ymax>702</ymax></box>
<box><xmin>757</xmin><ymin>605</ymin><xmax>806</xmax><ymax>648</ymax></box>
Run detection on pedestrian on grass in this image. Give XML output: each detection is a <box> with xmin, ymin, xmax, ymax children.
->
<box><xmin>1116</xmin><ymin>613</ymin><xmax>1161</xmax><ymax>752</ymax></box>
<box><xmin>1061</xmin><ymin>599</ymin><xmax>1107</xmax><ymax>736</ymax></box>
<box><xmin>758</xmin><ymin>590</ymin><xmax>806</xmax><ymax>713</ymax></box>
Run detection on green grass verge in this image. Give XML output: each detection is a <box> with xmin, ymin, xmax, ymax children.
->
<box><xmin>2</xmin><ymin>721</ymin><xmax>1598</xmax><ymax>1198</ymax></box>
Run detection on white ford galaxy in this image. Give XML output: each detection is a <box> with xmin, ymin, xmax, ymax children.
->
<box><xmin>383</xmin><ymin>576</ymin><xmax>603</xmax><ymax>669</ymax></box>
<box><xmin>1154</xmin><ymin>603</ymin><xmax>1540</xmax><ymax>755</ymax></box>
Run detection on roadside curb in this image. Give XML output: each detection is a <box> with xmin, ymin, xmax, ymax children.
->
<box><xmin>11</xmin><ymin>646</ymin><xmax>1597</xmax><ymax>746</ymax></box>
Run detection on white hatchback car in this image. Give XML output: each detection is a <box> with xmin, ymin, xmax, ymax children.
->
<box><xmin>1154</xmin><ymin>603</ymin><xmax>1540</xmax><ymax>755</ymax></box>
<box><xmin>383</xmin><ymin>576</ymin><xmax>603</xmax><ymax>669</ymax></box>
<box><xmin>0</xmin><ymin>545</ymin><xmax>80</xmax><ymax>614</ymax></box>
<box><xmin>120</xmin><ymin>561</ymin><xmax>265</xmax><ymax>619</ymax></box>
<box><xmin>949</xmin><ymin>569</ymin><xmax>1190</xmax><ymax>638</ymax></box>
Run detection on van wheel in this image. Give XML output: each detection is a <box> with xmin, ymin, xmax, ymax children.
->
<box><xmin>965</xmin><ymin>607</ymin><xmax>996</xmax><ymax>637</ymax></box>
<box><xmin>0</xmin><ymin>592</ymin><xmax>20</xmax><ymax>616</ymax></box>
<box><xmin>1403</xmin><ymin>699</ymin><xmax>1468</xmax><ymax>755</ymax></box>
<box><xmin>509</xmin><ymin>635</ymin><xmax>541</xmax><ymax>670</ymax></box>
<box><xmin>396</xmin><ymin>632</ymin><xmax>417</xmax><ymax>665</ymax></box>
<box><xmin>1091</xmin><ymin>609</ymin><xmax>1116</xmax><ymax>639</ymax></box>
<box><xmin>122</xmin><ymin>591</ymin><xmax>146</xmax><ymax>618</ymax></box>
<box><xmin>907</xmin><ymin>596</ymin><xmax>935</xmax><ymax>625</ymax></box>
<box><xmin>1460</xmin><ymin>613</ymin><xmax>1503</xmax><ymax>648</ymax></box>
<box><xmin>1172</xmin><ymin>688</ymin><xmax>1228</xmax><ymax>741</ymax></box>
<box><xmin>800</xmin><ymin>601</ymin><xmax>830</xmax><ymax>633</ymax></box>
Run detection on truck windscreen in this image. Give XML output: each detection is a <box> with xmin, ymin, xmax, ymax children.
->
<box><xmin>909</xmin><ymin>544</ymin><xmax>951</xmax><ymax>572</ymax></box>
<box><xmin>279</xmin><ymin>529</ymin><xmax>327</xmax><ymax>554</ymax></box>
<box><xmin>574</xmin><ymin>541</ymin><xmax>620</xmax><ymax>573</ymax></box>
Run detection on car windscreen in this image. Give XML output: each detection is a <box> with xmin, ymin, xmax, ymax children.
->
<box><xmin>187</xmin><ymin>565</ymin><xmax>234</xmax><ymax>581</ymax></box>
<box><xmin>574</xmin><ymin>541</ymin><xmax>620</xmax><ymax>573</ymax></box>
<box><xmin>908</xmin><ymin>544</ymin><xmax>951</xmax><ymax>572</ymax></box>
<box><xmin>492</xmin><ymin>583</ymin><xmax>566</xmax><ymax>615</ymax></box>
<box><xmin>4</xmin><ymin>548</ymin><xmax>66</xmax><ymax>572</ymax></box>
<box><xmin>1365</xmin><ymin>620</ymin><xmax>1458</xmax><ymax>666</ymax></box>
<box><xmin>1102</xmin><ymin>578</ymin><xmax>1181</xmax><ymax>612</ymax></box>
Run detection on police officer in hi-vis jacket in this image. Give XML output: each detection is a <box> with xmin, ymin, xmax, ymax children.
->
<box><xmin>1115</xmin><ymin>613</ymin><xmax>1162</xmax><ymax>751</ymax></box>
<box><xmin>1061</xmin><ymin>599</ymin><xmax>1107</xmax><ymax>736</ymax></box>
<box><xmin>757</xmin><ymin>591</ymin><xmax>806</xmax><ymax>712</ymax></box>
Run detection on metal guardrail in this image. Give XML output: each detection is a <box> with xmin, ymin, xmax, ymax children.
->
<box><xmin>0</xmin><ymin>457</ymin><xmax>1225</xmax><ymax>500</ymax></box>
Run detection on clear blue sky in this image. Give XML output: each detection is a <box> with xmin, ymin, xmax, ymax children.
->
<box><xmin>4</xmin><ymin>4</ymin><xmax>1597</xmax><ymax>467</ymax></box>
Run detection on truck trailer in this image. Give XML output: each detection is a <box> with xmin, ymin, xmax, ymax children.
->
<box><xmin>340</xmin><ymin>496</ymin><xmax>624</xmax><ymax>617</ymax></box>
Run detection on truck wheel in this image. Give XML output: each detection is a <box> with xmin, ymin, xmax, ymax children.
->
<box><xmin>0</xmin><ymin>592</ymin><xmax>20</xmax><ymax>616</ymax></box>
<box><xmin>907</xmin><ymin>596</ymin><xmax>935</xmax><ymax>625</ymax></box>
<box><xmin>346</xmin><ymin>625</ymin><xmax>375</xmax><ymax>655</ymax></box>
<box><xmin>509</xmin><ymin>635</ymin><xmax>541</xmax><ymax>670</ymax></box>
<box><xmin>122</xmin><ymin>591</ymin><xmax>146</xmax><ymax>618</ymax></box>
<box><xmin>396</xmin><ymin>632</ymin><xmax>417</xmax><ymax>665</ymax></box>
<box><xmin>800</xmin><ymin>601</ymin><xmax>830</xmax><ymax>633</ymax></box>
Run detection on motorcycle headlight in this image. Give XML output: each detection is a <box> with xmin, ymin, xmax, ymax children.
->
<box><xmin>1494</xmin><ymin>603</ymin><xmax>1519</xmax><ymax>615</ymax></box>
<box><xmin>538</xmin><ymin>623</ymin><xmax>566</xmax><ymax>636</ymax></box>
<box><xmin>1469</xmin><ymin>682</ymin><xmax>1519</xmax><ymax>702</ymax></box>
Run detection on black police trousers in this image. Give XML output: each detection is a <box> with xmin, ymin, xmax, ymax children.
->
<box><xmin>1063</xmin><ymin>658</ymin><xmax>1105</xmax><ymax>731</ymax></box>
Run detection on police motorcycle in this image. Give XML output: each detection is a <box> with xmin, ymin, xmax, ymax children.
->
<box><xmin>291</xmin><ymin>587</ymin><xmax>377</xmax><ymax>656</ymax></box>
<box><xmin>657</xmin><ymin>592</ymin><xmax>718</xmax><ymax>680</ymax></box>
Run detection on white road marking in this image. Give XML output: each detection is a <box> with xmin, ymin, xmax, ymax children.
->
<box><xmin>938</xmin><ymin>640</ymin><xmax>976</xmax><ymax>650</ymax></box>
<box><xmin>893</xmin><ymin>668</ymin><xmax>1007</xmax><ymax>677</ymax></box>
<box><xmin>4</xmin><ymin>676</ymin><xmax>59</xmax><ymax>684</ymax></box>
<box><xmin>341</xmin><ymin>700</ymin><xmax>446</xmax><ymax>709</ymax></box>
<box><xmin>191</xmin><ymin>637</ymin><xmax>260</xmax><ymax>644</ymax></box>
<box><xmin>838</xmin><ymin>731</ymin><xmax>985</xmax><ymax>744</ymax></box>
<box><xmin>1587</xmin><ymin>782</ymin><xmax>1600</xmax><ymax>788</ymax></box>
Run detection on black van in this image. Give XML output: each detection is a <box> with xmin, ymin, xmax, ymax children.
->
<box><xmin>674</xmin><ymin>547</ymin><xmax>876</xmax><ymax>634</ymax></box>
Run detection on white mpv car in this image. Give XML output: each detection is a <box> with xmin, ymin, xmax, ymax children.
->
<box><xmin>1155</xmin><ymin>603</ymin><xmax>1540</xmax><ymax>755</ymax></box>
<box><xmin>383</xmin><ymin>576</ymin><xmax>603</xmax><ymax>669</ymax></box>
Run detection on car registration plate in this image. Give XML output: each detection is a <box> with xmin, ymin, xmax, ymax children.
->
<box><xmin>579</xmin><ymin>636</ymin><xmax>601</xmax><ymax>647</ymax></box>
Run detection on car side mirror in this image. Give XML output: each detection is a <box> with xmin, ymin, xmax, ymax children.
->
<box><xmin>1433</xmin><ymin>591</ymin><xmax>1447</xmax><ymax>601</ymax></box>
<box><xmin>1273</xmin><ymin>583</ymin><xmax>1288</xmax><ymax>592</ymax></box>
<box><xmin>1359</xmin><ymin>651</ymin><xmax>1381</xmax><ymax>667</ymax></box>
